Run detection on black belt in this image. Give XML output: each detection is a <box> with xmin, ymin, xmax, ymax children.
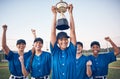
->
<box><xmin>35</xmin><ymin>76</ymin><xmax>48</xmax><ymax>79</ymax></box>
<box><xmin>11</xmin><ymin>76</ymin><xmax>25</xmax><ymax>79</ymax></box>
<box><xmin>93</xmin><ymin>76</ymin><xmax>106</xmax><ymax>79</ymax></box>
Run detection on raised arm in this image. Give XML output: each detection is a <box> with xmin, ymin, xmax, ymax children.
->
<box><xmin>68</xmin><ymin>4</ymin><xmax>76</xmax><ymax>45</ymax></box>
<box><xmin>50</xmin><ymin>6</ymin><xmax>57</xmax><ymax>47</ymax></box>
<box><xmin>2</xmin><ymin>24</ymin><xmax>10</xmax><ymax>55</ymax></box>
<box><xmin>31</xmin><ymin>29</ymin><xmax>36</xmax><ymax>39</ymax></box>
<box><xmin>19</xmin><ymin>56</ymin><xmax>29</xmax><ymax>77</ymax></box>
<box><xmin>105</xmin><ymin>37</ymin><xmax>120</xmax><ymax>56</ymax></box>
<box><xmin>31</xmin><ymin>29</ymin><xmax>36</xmax><ymax>53</ymax></box>
<box><xmin>86</xmin><ymin>60</ymin><xmax>92</xmax><ymax>77</ymax></box>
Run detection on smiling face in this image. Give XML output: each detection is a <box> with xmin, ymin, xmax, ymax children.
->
<box><xmin>77</xmin><ymin>44</ymin><xmax>83</xmax><ymax>54</ymax></box>
<box><xmin>33</xmin><ymin>41</ymin><xmax>43</xmax><ymax>51</ymax></box>
<box><xmin>57</xmin><ymin>37</ymin><xmax>69</xmax><ymax>50</ymax></box>
<box><xmin>91</xmin><ymin>45</ymin><xmax>100</xmax><ymax>56</ymax></box>
<box><xmin>16</xmin><ymin>43</ymin><xmax>26</xmax><ymax>52</ymax></box>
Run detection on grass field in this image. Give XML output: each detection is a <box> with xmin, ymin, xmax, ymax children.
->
<box><xmin>0</xmin><ymin>60</ymin><xmax>120</xmax><ymax>79</ymax></box>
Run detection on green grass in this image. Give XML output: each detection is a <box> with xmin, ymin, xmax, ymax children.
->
<box><xmin>0</xmin><ymin>61</ymin><xmax>120</xmax><ymax>79</ymax></box>
<box><xmin>0</xmin><ymin>62</ymin><xmax>8</xmax><ymax>66</ymax></box>
<box><xmin>0</xmin><ymin>68</ymin><xmax>10</xmax><ymax>79</ymax></box>
<box><xmin>109</xmin><ymin>60</ymin><xmax>120</xmax><ymax>67</ymax></box>
<box><xmin>107</xmin><ymin>69</ymin><xmax>120</xmax><ymax>79</ymax></box>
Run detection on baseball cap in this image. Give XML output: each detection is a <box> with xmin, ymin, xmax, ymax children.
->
<box><xmin>90</xmin><ymin>41</ymin><xmax>100</xmax><ymax>47</ymax></box>
<box><xmin>57</xmin><ymin>32</ymin><xmax>69</xmax><ymax>41</ymax></box>
<box><xmin>16</xmin><ymin>39</ymin><xmax>26</xmax><ymax>45</ymax></box>
<box><xmin>76</xmin><ymin>41</ymin><xmax>83</xmax><ymax>47</ymax></box>
<box><xmin>34</xmin><ymin>37</ymin><xmax>43</xmax><ymax>44</ymax></box>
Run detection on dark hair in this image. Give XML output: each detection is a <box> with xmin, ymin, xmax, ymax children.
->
<box><xmin>29</xmin><ymin>51</ymin><xmax>35</xmax><ymax>72</ymax></box>
<box><xmin>34</xmin><ymin>37</ymin><xmax>43</xmax><ymax>44</ymax></box>
<box><xmin>16</xmin><ymin>39</ymin><xmax>26</xmax><ymax>45</ymax></box>
<box><xmin>56</xmin><ymin>32</ymin><xmax>69</xmax><ymax>41</ymax></box>
<box><xmin>90</xmin><ymin>41</ymin><xmax>100</xmax><ymax>48</ymax></box>
<box><xmin>76</xmin><ymin>41</ymin><xmax>83</xmax><ymax>47</ymax></box>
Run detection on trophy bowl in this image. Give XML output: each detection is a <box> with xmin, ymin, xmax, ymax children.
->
<box><xmin>56</xmin><ymin>1</ymin><xmax>68</xmax><ymax>13</ymax></box>
<box><xmin>56</xmin><ymin>1</ymin><xmax>69</xmax><ymax>30</ymax></box>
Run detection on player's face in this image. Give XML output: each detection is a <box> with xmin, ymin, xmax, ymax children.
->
<box><xmin>77</xmin><ymin>44</ymin><xmax>83</xmax><ymax>54</ymax></box>
<box><xmin>91</xmin><ymin>45</ymin><xmax>100</xmax><ymax>56</ymax></box>
<box><xmin>33</xmin><ymin>41</ymin><xmax>43</xmax><ymax>51</ymax></box>
<box><xmin>58</xmin><ymin>38</ymin><xmax>68</xmax><ymax>50</ymax></box>
<box><xmin>16</xmin><ymin>43</ymin><xmax>26</xmax><ymax>52</ymax></box>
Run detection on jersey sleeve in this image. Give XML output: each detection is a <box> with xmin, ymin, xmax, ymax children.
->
<box><xmin>5</xmin><ymin>50</ymin><xmax>14</xmax><ymax>60</ymax></box>
<box><xmin>105</xmin><ymin>51</ymin><xmax>116</xmax><ymax>64</ymax></box>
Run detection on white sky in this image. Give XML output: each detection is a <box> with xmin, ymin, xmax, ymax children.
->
<box><xmin>0</xmin><ymin>0</ymin><xmax>120</xmax><ymax>51</ymax></box>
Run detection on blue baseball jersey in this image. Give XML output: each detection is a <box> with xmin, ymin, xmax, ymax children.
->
<box><xmin>5</xmin><ymin>50</ymin><xmax>32</xmax><ymax>76</ymax></box>
<box><xmin>26</xmin><ymin>51</ymin><xmax>51</xmax><ymax>78</ymax></box>
<box><xmin>76</xmin><ymin>55</ymin><xmax>89</xmax><ymax>79</ymax></box>
<box><xmin>88</xmin><ymin>52</ymin><xmax>116</xmax><ymax>77</ymax></box>
<box><xmin>50</xmin><ymin>42</ymin><xmax>77</xmax><ymax>79</ymax></box>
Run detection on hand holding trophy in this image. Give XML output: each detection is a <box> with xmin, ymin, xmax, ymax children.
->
<box><xmin>56</xmin><ymin>0</ymin><xmax>69</xmax><ymax>30</ymax></box>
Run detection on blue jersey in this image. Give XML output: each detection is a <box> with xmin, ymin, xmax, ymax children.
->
<box><xmin>26</xmin><ymin>51</ymin><xmax>51</xmax><ymax>78</ymax></box>
<box><xmin>76</xmin><ymin>55</ymin><xmax>89</xmax><ymax>79</ymax></box>
<box><xmin>88</xmin><ymin>52</ymin><xmax>116</xmax><ymax>77</ymax></box>
<box><xmin>50</xmin><ymin>42</ymin><xmax>76</xmax><ymax>79</ymax></box>
<box><xmin>5</xmin><ymin>50</ymin><xmax>32</xmax><ymax>76</ymax></box>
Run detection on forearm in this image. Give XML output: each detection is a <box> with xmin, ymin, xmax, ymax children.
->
<box><xmin>2</xmin><ymin>31</ymin><xmax>9</xmax><ymax>54</ymax></box>
<box><xmin>50</xmin><ymin>14</ymin><xmax>57</xmax><ymax>45</ymax></box>
<box><xmin>21</xmin><ymin>62</ymin><xmax>29</xmax><ymax>77</ymax></box>
<box><xmin>86</xmin><ymin>65</ymin><xmax>92</xmax><ymax>77</ymax></box>
<box><xmin>69</xmin><ymin>12</ymin><xmax>76</xmax><ymax>45</ymax></box>
<box><xmin>109</xmin><ymin>40</ymin><xmax>120</xmax><ymax>56</ymax></box>
<box><xmin>2</xmin><ymin>31</ymin><xmax>6</xmax><ymax>48</ymax></box>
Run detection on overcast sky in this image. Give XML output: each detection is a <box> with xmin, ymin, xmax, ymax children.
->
<box><xmin>0</xmin><ymin>0</ymin><xmax>120</xmax><ymax>51</ymax></box>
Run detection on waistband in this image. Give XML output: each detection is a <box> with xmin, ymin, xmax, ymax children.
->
<box><xmin>9</xmin><ymin>74</ymin><xmax>28</xmax><ymax>79</ymax></box>
<box><xmin>93</xmin><ymin>76</ymin><xmax>107</xmax><ymax>79</ymax></box>
<box><xmin>31</xmin><ymin>75</ymin><xmax>49</xmax><ymax>79</ymax></box>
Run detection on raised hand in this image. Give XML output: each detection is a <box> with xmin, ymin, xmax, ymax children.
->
<box><xmin>51</xmin><ymin>6</ymin><xmax>57</xmax><ymax>15</ymax></box>
<box><xmin>68</xmin><ymin>4</ymin><xmax>73</xmax><ymax>14</ymax></box>
<box><xmin>105</xmin><ymin>37</ymin><xmax>111</xmax><ymax>42</ymax></box>
<box><xmin>31</xmin><ymin>29</ymin><xmax>36</xmax><ymax>35</ymax></box>
<box><xmin>19</xmin><ymin>56</ymin><xmax>24</xmax><ymax>64</ymax></box>
<box><xmin>86</xmin><ymin>60</ymin><xmax>92</xmax><ymax>66</ymax></box>
<box><xmin>2</xmin><ymin>24</ymin><xmax>7</xmax><ymax>31</ymax></box>
<box><xmin>31</xmin><ymin>29</ymin><xmax>36</xmax><ymax>39</ymax></box>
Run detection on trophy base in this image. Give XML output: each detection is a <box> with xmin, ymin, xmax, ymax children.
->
<box><xmin>56</xmin><ymin>18</ymin><xmax>69</xmax><ymax>30</ymax></box>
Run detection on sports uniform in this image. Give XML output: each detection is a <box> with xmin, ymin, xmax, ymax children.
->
<box><xmin>5</xmin><ymin>50</ymin><xmax>32</xmax><ymax>79</ymax></box>
<box><xmin>50</xmin><ymin>42</ymin><xmax>76</xmax><ymax>79</ymax></box>
<box><xmin>88</xmin><ymin>52</ymin><xmax>116</xmax><ymax>79</ymax></box>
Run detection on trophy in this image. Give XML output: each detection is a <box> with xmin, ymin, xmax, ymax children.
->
<box><xmin>56</xmin><ymin>0</ymin><xmax>69</xmax><ymax>30</ymax></box>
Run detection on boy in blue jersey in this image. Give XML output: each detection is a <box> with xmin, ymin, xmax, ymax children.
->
<box><xmin>88</xmin><ymin>37</ymin><xmax>120</xmax><ymax>79</ymax></box>
<box><xmin>50</xmin><ymin>4</ymin><xmax>77</xmax><ymax>79</ymax></box>
<box><xmin>19</xmin><ymin>29</ymin><xmax>51</xmax><ymax>79</ymax></box>
<box><xmin>76</xmin><ymin>41</ymin><xmax>92</xmax><ymax>79</ymax></box>
<box><xmin>2</xmin><ymin>24</ymin><xmax>32</xmax><ymax>79</ymax></box>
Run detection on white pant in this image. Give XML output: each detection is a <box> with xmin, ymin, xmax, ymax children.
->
<box><xmin>9</xmin><ymin>74</ymin><xmax>28</xmax><ymax>79</ymax></box>
<box><xmin>31</xmin><ymin>76</ymin><xmax>49</xmax><ymax>79</ymax></box>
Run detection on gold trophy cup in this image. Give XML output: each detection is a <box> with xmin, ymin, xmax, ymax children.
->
<box><xmin>56</xmin><ymin>0</ymin><xmax>69</xmax><ymax>30</ymax></box>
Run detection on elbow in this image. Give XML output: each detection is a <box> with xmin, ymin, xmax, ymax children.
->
<box><xmin>87</xmin><ymin>73</ymin><xmax>92</xmax><ymax>77</ymax></box>
<box><xmin>115</xmin><ymin>48</ymin><xmax>120</xmax><ymax>56</ymax></box>
<box><xmin>2</xmin><ymin>45</ymin><xmax>6</xmax><ymax>50</ymax></box>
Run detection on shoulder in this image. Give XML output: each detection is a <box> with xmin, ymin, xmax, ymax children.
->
<box><xmin>42</xmin><ymin>51</ymin><xmax>51</xmax><ymax>55</ymax></box>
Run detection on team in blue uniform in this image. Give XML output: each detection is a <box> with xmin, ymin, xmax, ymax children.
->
<box><xmin>88</xmin><ymin>37</ymin><xmax>120</xmax><ymax>79</ymax></box>
<box><xmin>2</xmin><ymin>24</ymin><xmax>32</xmax><ymax>79</ymax></box>
<box><xmin>76</xmin><ymin>42</ymin><xmax>92</xmax><ymax>79</ymax></box>
<box><xmin>50</xmin><ymin>4</ymin><xmax>77</xmax><ymax>79</ymax></box>
<box><xmin>19</xmin><ymin>29</ymin><xmax>51</xmax><ymax>79</ymax></box>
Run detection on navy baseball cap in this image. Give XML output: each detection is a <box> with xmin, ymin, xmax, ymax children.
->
<box><xmin>57</xmin><ymin>32</ymin><xmax>70</xmax><ymax>41</ymax></box>
<box><xmin>90</xmin><ymin>41</ymin><xmax>100</xmax><ymax>47</ymax></box>
<box><xmin>76</xmin><ymin>41</ymin><xmax>83</xmax><ymax>47</ymax></box>
<box><xmin>16</xmin><ymin>39</ymin><xmax>26</xmax><ymax>45</ymax></box>
<box><xmin>34</xmin><ymin>37</ymin><xmax>43</xmax><ymax>44</ymax></box>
